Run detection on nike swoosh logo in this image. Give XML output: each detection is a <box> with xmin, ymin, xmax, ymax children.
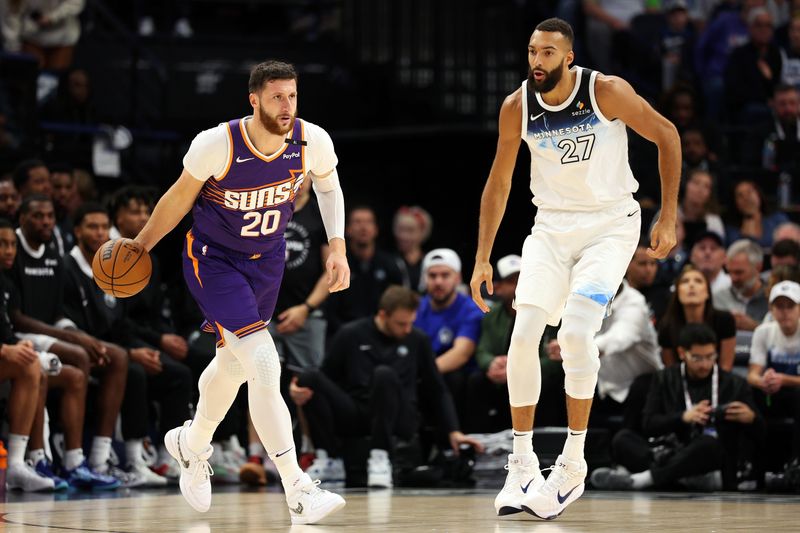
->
<box><xmin>236</xmin><ymin>156</ymin><xmax>255</xmax><ymax>163</ymax></box>
<box><xmin>530</xmin><ymin>112</ymin><xmax>545</xmax><ymax>121</ymax></box>
<box><xmin>520</xmin><ymin>479</ymin><xmax>534</xmax><ymax>493</ymax></box>
<box><xmin>176</xmin><ymin>430</ymin><xmax>190</xmax><ymax>469</ymax></box>
<box><xmin>627</xmin><ymin>210</ymin><xmax>639</xmax><ymax>217</ymax></box>
<box><xmin>557</xmin><ymin>485</ymin><xmax>579</xmax><ymax>504</ymax></box>
<box><xmin>275</xmin><ymin>447</ymin><xmax>293</xmax><ymax>458</ymax></box>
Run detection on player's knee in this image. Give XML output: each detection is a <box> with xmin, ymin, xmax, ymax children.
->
<box><xmin>251</xmin><ymin>342</ymin><xmax>281</xmax><ymax>389</ymax></box>
<box><xmin>62</xmin><ymin>365</ymin><xmax>87</xmax><ymax>393</ymax></box>
<box><xmin>106</xmin><ymin>345</ymin><xmax>129</xmax><ymax>375</ymax></box>
<box><xmin>557</xmin><ymin>320</ymin><xmax>594</xmax><ymax>355</ymax></box>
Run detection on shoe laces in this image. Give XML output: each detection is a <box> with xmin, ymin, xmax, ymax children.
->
<box><xmin>504</xmin><ymin>461</ymin><xmax>538</xmax><ymax>485</ymax></box>
<box><xmin>539</xmin><ymin>463</ymin><xmax>571</xmax><ymax>495</ymax></box>
<box><xmin>190</xmin><ymin>456</ymin><xmax>214</xmax><ymax>486</ymax></box>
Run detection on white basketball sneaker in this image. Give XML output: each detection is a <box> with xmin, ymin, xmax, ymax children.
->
<box><xmin>522</xmin><ymin>454</ymin><xmax>587</xmax><ymax>520</ymax></box>
<box><xmin>164</xmin><ymin>421</ymin><xmax>214</xmax><ymax>512</ymax></box>
<box><xmin>367</xmin><ymin>449</ymin><xmax>392</xmax><ymax>488</ymax></box>
<box><xmin>495</xmin><ymin>453</ymin><xmax>545</xmax><ymax>516</ymax></box>
<box><xmin>7</xmin><ymin>461</ymin><xmax>56</xmax><ymax>492</ymax></box>
<box><xmin>286</xmin><ymin>473</ymin><xmax>346</xmax><ymax>525</ymax></box>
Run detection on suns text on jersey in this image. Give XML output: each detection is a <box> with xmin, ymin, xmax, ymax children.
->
<box><xmin>223</xmin><ymin>176</ymin><xmax>304</xmax><ymax>211</ymax></box>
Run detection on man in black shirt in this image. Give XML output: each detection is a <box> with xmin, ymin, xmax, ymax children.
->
<box><xmin>325</xmin><ymin>206</ymin><xmax>403</xmax><ymax>335</ymax></box>
<box><xmin>591</xmin><ymin>324</ymin><xmax>764</xmax><ymax>491</ymax></box>
<box><xmin>0</xmin><ymin>218</ymin><xmax>120</xmax><ymax>490</ymax></box>
<box><xmin>290</xmin><ymin>286</ymin><xmax>482</xmax><ymax>488</ymax></box>
<box><xmin>6</xmin><ymin>195</ymin><xmax>129</xmax><ymax>479</ymax></box>
<box><xmin>63</xmin><ymin>203</ymin><xmax>192</xmax><ymax>487</ymax></box>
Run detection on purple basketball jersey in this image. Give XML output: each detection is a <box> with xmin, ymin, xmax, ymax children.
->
<box><xmin>183</xmin><ymin>117</ymin><xmax>306</xmax><ymax>345</ymax></box>
<box><xmin>191</xmin><ymin>117</ymin><xmax>306</xmax><ymax>256</ymax></box>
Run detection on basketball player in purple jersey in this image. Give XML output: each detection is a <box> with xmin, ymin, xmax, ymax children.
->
<box><xmin>133</xmin><ymin>60</ymin><xmax>349</xmax><ymax>525</ymax></box>
<box><xmin>471</xmin><ymin>19</ymin><xmax>679</xmax><ymax>520</ymax></box>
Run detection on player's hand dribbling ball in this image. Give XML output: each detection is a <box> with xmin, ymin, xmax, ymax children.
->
<box><xmin>92</xmin><ymin>238</ymin><xmax>152</xmax><ymax>298</ymax></box>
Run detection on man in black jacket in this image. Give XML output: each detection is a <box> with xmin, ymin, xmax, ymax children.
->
<box><xmin>290</xmin><ymin>285</ymin><xmax>482</xmax><ymax>488</ymax></box>
<box><xmin>591</xmin><ymin>323</ymin><xmax>764</xmax><ymax>491</ymax></box>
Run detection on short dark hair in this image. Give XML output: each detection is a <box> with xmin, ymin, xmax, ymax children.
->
<box><xmin>0</xmin><ymin>218</ymin><xmax>14</xmax><ymax>231</ymax></box>
<box><xmin>535</xmin><ymin>18</ymin><xmax>574</xmax><ymax>46</ymax></box>
<box><xmin>73</xmin><ymin>202</ymin><xmax>108</xmax><ymax>228</ymax></box>
<box><xmin>772</xmin><ymin>238</ymin><xmax>800</xmax><ymax>260</ymax></box>
<box><xmin>12</xmin><ymin>159</ymin><xmax>47</xmax><ymax>191</ymax></box>
<box><xmin>108</xmin><ymin>185</ymin><xmax>155</xmax><ymax>224</ymax></box>
<box><xmin>774</xmin><ymin>83</ymin><xmax>799</xmax><ymax>96</ymax></box>
<box><xmin>678</xmin><ymin>323</ymin><xmax>718</xmax><ymax>350</ymax></box>
<box><xmin>48</xmin><ymin>162</ymin><xmax>74</xmax><ymax>177</ymax></box>
<box><xmin>378</xmin><ymin>285</ymin><xmax>420</xmax><ymax>315</ymax></box>
<box><xmin>248</xmin><ymin>60</ymin><xmax>297</xmax><ymax>93</ymax></box>
<box><xmin>19</xmin><ymin>193</ymin><xmax>53</xmax><ymax>215</ymax></box>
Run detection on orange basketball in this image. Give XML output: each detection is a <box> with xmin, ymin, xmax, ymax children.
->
<box><xmin>92</xmin><ymin>238</ymin><xmax>152</xmax><ymax>298</ymax></box>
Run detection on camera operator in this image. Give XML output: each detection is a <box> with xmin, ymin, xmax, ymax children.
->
<box><xmin>591</xmin><ymin>323</ymin><xmax>764</xmax><ymax>491</ymax></box>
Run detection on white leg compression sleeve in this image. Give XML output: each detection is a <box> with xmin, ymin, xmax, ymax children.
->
<box><xmin>186</xmin><ymin>345</ymin><xmax>246</xmax><ymax>453</ymax></box>
<box><xmin>557</xmin><ymin>294</ymin><xmax>605</xmax><ymax>400</ymax></box>
<box><xmin>223</xmin><ymin>329</ymin><xmax>299</xmax><ymax>478</ymax></box>
<box><xmin>507</xmin><ymin>304</ymin><xmax>549</xmax><ymax>407</ymax></box>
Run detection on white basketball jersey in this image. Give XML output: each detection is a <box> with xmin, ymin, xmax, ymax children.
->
<box><xmin>521</xmin><ymin>67</ymin><xmax>638</xmax><ymax>211</ymax></box>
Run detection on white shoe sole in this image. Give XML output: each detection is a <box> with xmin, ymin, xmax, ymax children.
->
<box><xmin>164</xmin><ymin>428</ymin><xmax>211</xmax><ymax>513</ymax></box>
<box><xmin>290</xmin><ymin>496</ymin><xmax>346</xmax><ymax>525</ymax></box>
<box><xmin>522</xmin><ymin>482</ymin><xmax>585</xmax><ymax>520</ymax></box>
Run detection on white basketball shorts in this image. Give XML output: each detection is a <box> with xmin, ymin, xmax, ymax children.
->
<box><xmin>515</xmin><ymin>197</ymin><xmax>641</xmax><ymax>326</ymax></box>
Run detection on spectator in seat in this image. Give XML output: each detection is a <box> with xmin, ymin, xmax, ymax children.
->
<box><xmin>290</xmin><ymin>286</ymin><xmax>483</xmax><ymax>488</ymax></box>
<box><xmin>748</xmin><ymin>280</ymin><xmax>800</xmax><ymax>466</ymax></box>
<box><xmin>714</xmin><ymin>239</ymin><xmax>769</xmax><ymax>332</ymax></box>
<box><xmin>690</xmin><ymin>230</ymin><xmax>731</xmax><ymax>294</ymax></box>
<box><xmin>0</xmin><ymin>174</ymin><xmax>20</xmax><ymax>222</ymax></box>
<box><xmin>325</xmin><ymin>206</ymin><xmax>403</xmax><ymax>335</ymax></box>
<box><xmin>626</xmin><ymin>242</ymin><xmax>670</xmax><ymax>323</ymax></box>
<box><xmin>724</xmin><ymin>7</ymin><xmax>782</xmax><ymax>123</ymax></box>
<box><xmin>591</xmin><ymin>324</ymin><xmax>763</xmax><ymax>491</ymax></box>
<box><xmin>680</xmin><ymin>169</ymin><xmax>725</xmax><ymax>248</ymax></box>
<box><xmin>391</xmin><ymin>205</ymin><xmax>432</xmax><ymax>293</ymax></box>
<box><xmin>7</xmin><ymin>195</ymin><xmax>130</xmax><ymax>479</ymax></box>
<box><xmin>725</xmin><ymin>180</ymin><xmax>789</xmax><ymax>250</ymax></box>
<box><xmin>464</xmin><ymin>254</ymin><xmax>520</xmax><ymax>433</ymax></box>
<box><xmin>414</xmin><ymin>248</ymin><xmax>483</xmax><ymax>420</ymax></box>
<box><xmin>62</xmin><ymin>203</ymin><xmax>192</xmax><ymax>487</ymax></box>
<box><xmin>658</xmin><ymin>264</ymin><xmax>736</xmax><ymax>370</ymax></box>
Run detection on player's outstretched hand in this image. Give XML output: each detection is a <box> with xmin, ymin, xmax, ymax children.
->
<box><xmin>470</xmin><ymin>261</ymin><xmax>494</xmax><ymax>313</ymax></box>
<box><xmin>648</xmin><ymin>216</ymin><xmax>677</xmax><ymax>259</ymax></box>
<box><xmin>326</xmin><ymin>250</ymin><xmax>350</xmax><ymax>293</ymax></box>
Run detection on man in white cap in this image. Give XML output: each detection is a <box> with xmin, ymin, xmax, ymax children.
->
<box><xmin>414</xmin><ymin>248</ymin><xmax>484</xmax><ymax>414</ymax></box>
<box><xmin>748</xmin><ymin>280</ymin><xmax>800</xmax><ymax>465</ymax></box>
<box><xmin>464</xmin><ymin>255</ymin><xmax>521</xmax><ymax>432</ymax></box>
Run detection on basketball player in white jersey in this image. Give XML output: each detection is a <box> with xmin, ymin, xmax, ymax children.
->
<box><xmin>470</xmin><ymin>18</ymin><xmax>679</xmax><ymax>519</ymax></box>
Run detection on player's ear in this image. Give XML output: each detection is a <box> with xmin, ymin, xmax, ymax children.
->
<box><xmin>565</xmin><ymin>49</ymin><xmax>574</xmax><ymax>67</ymax></box>
<box><xmin>248</xmin><ymin>92</ymin><xmax>259</xmax><ymax>109</ymax></box>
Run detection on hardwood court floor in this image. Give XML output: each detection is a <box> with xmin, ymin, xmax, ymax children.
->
<box><xmin>2</xmin><ymin>487</ymin><xmax>800</xmax><ymax>532</ymax></box>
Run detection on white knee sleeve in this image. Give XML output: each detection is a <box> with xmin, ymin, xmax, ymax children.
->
<box><xmin>223</xmin><ymin>329</ymin><xmax>281</xmax><ymax>389</ymax></box>
<box><xmin>507</xmin><ymin>304</ymin><xmax>548</xmax><ymax>407</ymax></box>
<box><xmin>197</xmin><ymin>345</ymin><xmax>245</xmax><ymax>423</ymax></box>
<box><xmin>558</xmin><ymin>295</ymin><xmax>605</xmax><ymax>400</ymax></box>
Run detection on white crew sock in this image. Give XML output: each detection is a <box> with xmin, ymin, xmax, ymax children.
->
<box><xmin>563</xmin><ymin>428</ymin><xmax>587</xmax><ymax>461</ymax></box>
<box><xmin>512</xmin><ymin>430</ymin><xmax>533</xmax><ymax>456</ymax></box>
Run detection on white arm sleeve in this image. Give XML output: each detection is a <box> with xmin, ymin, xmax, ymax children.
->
<box><xmin>312</xmin><ymin>170</ymin><xmax>345</xmax><ymax>241</ymax></box>
<box><xmin>182</xmin><ymin>124</ymin><xmax>230</xmax><ymax>181</ymax></box>
<box><xmin>304</xmin><ymin>121</ymin><xmax>344</xmax><ymax>240</ymax></box>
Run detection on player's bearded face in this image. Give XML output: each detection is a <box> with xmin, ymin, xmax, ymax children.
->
<box><xmin>258</xmin><ymin>106</ymin><xmax>296</xmax><ymax>136</ymax></box>
<box><xmin>528</xmin><ymin>58</ymin><xmax>565</xmax><ymax>93</ymax></box>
